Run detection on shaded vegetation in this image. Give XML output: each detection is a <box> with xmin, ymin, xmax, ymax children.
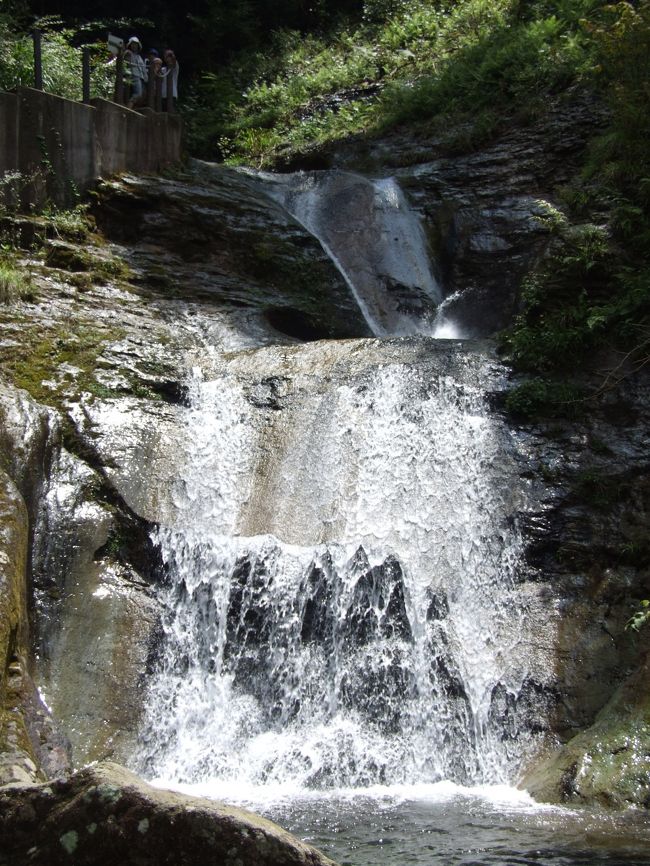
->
<box><xmin>0</xmin><ymin>14</ymin><xmax>114</xmax><ymax>100</ymax></box>
<box><xmin>195</xmin><ymin>0</ymin><xmax>604</xmax><ymax>164</ymax></box>
<box><xmin>0</xmin><ymin>257</ymin><xmax>35</xmax><ymax>304</ymax></box>
<box><xmin>501</xmin><ymin>1</ymin><xmax>650</xmax><ymax>418</ymax></box>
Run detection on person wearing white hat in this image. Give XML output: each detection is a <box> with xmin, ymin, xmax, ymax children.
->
<box><xmin>124</xmin><ymin>36</ymin><xmax>148</xmax><ymax>108</ymax></box>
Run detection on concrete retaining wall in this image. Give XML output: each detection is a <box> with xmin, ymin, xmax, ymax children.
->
<box><xmin>0</xmin><ymin>93</ymin><xmax>20</xmax><ymax>208</ymax></box>
<box><xmin>0</xmin><ymin>87</ymin><xmax>182</xmax><ymax>210</ymax></box>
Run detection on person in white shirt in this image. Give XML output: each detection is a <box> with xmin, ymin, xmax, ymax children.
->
<box><xmin>161</xmin><ymin>49</ymin><xmax>179</xmax><ymax>110</ymax></box>
<box><xmin>124</xmin><ymin>36</ymin><xmax>148</xmax><ymax>109</ymax></box>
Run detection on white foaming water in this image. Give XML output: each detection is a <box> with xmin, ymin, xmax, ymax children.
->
<box><xmin>258</xmin><ymin>170</ymin><xmax>442</xmax><ymax>337</ymax></box>
<box><xmin>152</xmin><ymin>776</ymin><xmax>549</xmax><ymax>814</ymax></box>
<box><xmin>136</xmin><ymin>341</ymin><xmax>536</xmax><ymax>801</ymax></box>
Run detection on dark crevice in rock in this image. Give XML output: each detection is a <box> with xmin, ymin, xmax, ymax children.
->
<box><xmin>264</xmin><ymin>306</ymin><xmax>332</xmax><ymax>342</ymax></box>
<box><xmin>140</xmin><ymin>379</ymin><xmax>189</xmax><ymax>406</ymax></box>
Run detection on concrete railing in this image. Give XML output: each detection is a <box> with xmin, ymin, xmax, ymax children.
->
<box><xmin>0</xmin><ymin>86</ymin><xmax>182</xmax><ymax>210</ymax></box>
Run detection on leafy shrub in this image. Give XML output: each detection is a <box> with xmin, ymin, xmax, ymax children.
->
<box><xmin>202</xmin><ymin>0</ymin><xmax>603</xmax><ymax>165</ymax></box>
<box><xmin>0</xmin><ymin>16</ymin><xmax>113</xmax><ymax>101</ymax></box>
<box><xmin>626</xmin><ymin>600</ymin><xmax>650</xmax><ymax>632</ymax></box>
<box><xmin>503</xmin><ymin>2</ymin><xmax>650</xmax><ymax>395</ymax></box>
<box><xmin>504</xmin><ymin>378</ymin><xmax>585</xmax><ymax>419</ymax></box>
<box><xmin>0</xmin><ymin>260</ymin><xmax>35</xmax><ymax>304</ymax></box>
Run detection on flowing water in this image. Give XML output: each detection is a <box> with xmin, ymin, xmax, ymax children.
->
<box><xmin>134</xmin><ymin>171</ymin><xmax>650</xmax><ymax>864</ymax></box>
<box><xmin>258</xmin><ymin>169</ymin><xmax>443</xmax><ymax>336</ymax></box>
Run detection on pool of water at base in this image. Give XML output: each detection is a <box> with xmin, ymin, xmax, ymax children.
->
<box><xmin>162</xmin><ymin>782</ymin><xmax>650</xmax><ymax>866</ymax></box>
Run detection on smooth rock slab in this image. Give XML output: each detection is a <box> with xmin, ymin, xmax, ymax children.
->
<box><xmin>0</xmin><ymin>762</ymin><xmax>340</xmax><ymax>866</ymax></box>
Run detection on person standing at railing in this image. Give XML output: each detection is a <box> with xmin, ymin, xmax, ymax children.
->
<box><xmin>145</xmin><ymin>48</ymin><xmax>163</xmax><ymax>108</ymax></box>
<box><xmin>161</xmin><ymin>49</ymin><xmax>179</xmax><ymax>111</ymax></box>
<box><xmin>124</xmin><ymin>36</ymin><xmax>148</xmax><ymax>109</ymax></box>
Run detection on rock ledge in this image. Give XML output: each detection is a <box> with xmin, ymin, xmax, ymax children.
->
<box><xmin>0</xmin><ymin>761</ymin><xmax>339</xmax><ymax>866</ymax></box>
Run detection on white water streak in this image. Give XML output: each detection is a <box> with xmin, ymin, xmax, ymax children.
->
<box><xmin>260</xmin><ymin>171</ymin><xmax>442</xmax><ymax>337</ymax></box>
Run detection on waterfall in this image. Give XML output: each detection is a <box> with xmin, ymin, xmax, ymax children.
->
<box><xmin>255</xmin><ymin>170</ymin><xmax>442</xmax><ymax>337</ymax></box>
<box><xmin>136</xmin><ymin>339</ymin><xmax>534</xmax><ymax>795</ymax></box>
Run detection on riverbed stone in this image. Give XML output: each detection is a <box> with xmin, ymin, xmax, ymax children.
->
<box><xmin>0</xmin><ymin>761</ymin><xmax>340</xmax><ymax>866</ymax></box>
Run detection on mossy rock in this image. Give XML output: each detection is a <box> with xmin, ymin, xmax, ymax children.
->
<box><xmin>0</xmin><ymin>762</ymin><xmax>340</xmax><ymax>865</ymax></box>
<box><xmin>523</xmin><ymin>651</ymin><xmax>650</xmax><ymax>808</ymax></box>
<box><xmin>45</xmin><ymin>242</ymin><xmax>93</xmax><ymax>273</ymax></box>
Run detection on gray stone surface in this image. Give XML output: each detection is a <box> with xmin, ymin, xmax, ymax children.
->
<box><xmin>0</xmin><ymin>762</ymin><xmax>339</xmax><ymax>866</ymax></box>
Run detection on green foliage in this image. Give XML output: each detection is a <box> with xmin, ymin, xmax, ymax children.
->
<box><xmin>626</xmin><ymin>599</ymin><xmax>650</xmax><ymax>632</ymax></box>
<box><xmin>503</xmin><ymin>1</ymin><xmax>650</xmax><ymax>406</ymax></box>
<box><xmin>41</xmin><ymin>203</ymin><xmax>95</xmax><ymax>243</ymax></box>
<box><xmin>504</xmin><ymin>378</ymin><xmax>585</xmax><ymax>419</ymax></box>
<box><xmin>503</xmin><ymin>213</ymin><xmax>614</xmax><ymax>373</ymax></box>
<box><xmin>188</xmin><ymin>0</ymin><xmax>604</xmax><ymax>165</ymax></box>
<box><xmin>6</xmin><ymin>323</ymin><xmax>123</xmax><ymax>408</ymax></box>
<box><xmin>574</xmin><ymin>467</ymin><xmax>621</xmax><ymax>509</ymax></box>
<box><xmin>0</xmin><ymin>259</ymin><xmax>34</xmax><ymax>304</ymax></box>
<box><xmin>0</xmin><ymin>15</ymin><xmax>114</xmax><ymax>100</ymax></box>
<box><xmin>378</xmin><ymin>4</ymin><xmax>594</xmax><ymax>130</ymax></box>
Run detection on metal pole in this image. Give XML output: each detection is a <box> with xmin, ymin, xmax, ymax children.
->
<box><xmin>33</xmin><ymin>29</ymin><xmax>43</xmax><ymax>90</ymax></box>
<box><xmin>166</xmin><ymin>76</ymin><xmax>174</xmax><ymax>114</ymax></box>
<box><xmin>114</xmin><ymin>49</ymin><xmax>124</xmax><ymax>105</ymax></box>
<box><xmin>155</xmin><ymin>75</ymin><xmax>162</xmax><ymax>112</ymax></box>
<box><xmin>82</xmin><ymin>47</ymin><xmax>91</xmax><ymax>104</ymax></box>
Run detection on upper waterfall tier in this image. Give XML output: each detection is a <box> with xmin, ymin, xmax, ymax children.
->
<box><xmin>252</xmin><ymin>170</ymin><xmax>443</xmax><ymax>337</ymax></box>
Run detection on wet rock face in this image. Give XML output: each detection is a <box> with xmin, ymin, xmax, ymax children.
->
<box><xmin>93</xmin><ymin>165</ymin><xmax>371</xmax><ymax>345</ymax></box>
<box><xmin>0</xmin><ymin>762</ymin><xmax>339</xmax><ymax>866</ymax></box>
<box><xmin>0</xmin><ymin>383</ymin><xmax>57</xmax><ymax>530</ymax></box>
<box><xmin>522</xmin><ymin>653</ymin><xmax>650</xmax><ymax>809</ymax></box>
<box><xmin>399</xmin><ymin>97</ymin><xmax>608</xmax><ymax>337</ymax></box>
<box><xmin>0</xmin><ymin>468</ymin><xmax>35</xmax><ymax>786</ymax></box>
<box><xmin>290</xmin><ymin>92</ymin><xmax>609</xmax><ymax>338</ymax></box>
<box><xmin>508</xmin><ymin>367</ymin><xmax>650</xmax><ymax>805</ymax></box>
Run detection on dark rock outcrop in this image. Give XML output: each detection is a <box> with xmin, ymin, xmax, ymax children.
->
<box><xmin>93</xmin><ymin>165</ymin><xmax>371</xmax><ymax>344</ymax></box>
<box><xmin>509</xmin><ymin>367</ymin><xmax>650</xmax><ymax>806</ymax></box>
<box><xmin>0</xmin><ymin>762</ymin><xmax>339</xmax><ymax>866</ymax></box>
<box><xmin>282</xmin><ymin>91</ymin><xmax>609</xmax><ymax>338</ymax></box>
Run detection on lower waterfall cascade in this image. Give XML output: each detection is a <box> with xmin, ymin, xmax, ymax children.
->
<box><xmin>111</xmin><ymin>170</ymin><xmax>649</xmax><ymax>864</ymax></box>
<box><xmin>136</xmin><ymin>336</ymin><xmax>537</xmax><ymax>795</ymax></box>
<box><xmin>9</xmin><ymin>161</ymin><xmax>647</xmax><ymax>866</ymax></box>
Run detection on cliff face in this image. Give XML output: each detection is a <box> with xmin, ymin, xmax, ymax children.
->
<box><xmin>0</xmin><ymin>88</ymin><xmax>647</xmax><ymax>814</ymax></box>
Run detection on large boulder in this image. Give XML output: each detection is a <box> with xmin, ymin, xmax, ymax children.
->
<box><xmin>522</xmin><ymin>651</ymin><xmax>650</xmax><ymax>809</ymax></box>
<box><xmin>0</xmin><ymin>762</ymin><xmax>339</xmax><ymax>866</ymax></box>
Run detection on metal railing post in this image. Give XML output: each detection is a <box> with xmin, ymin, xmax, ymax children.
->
<box><xmin>82</xmin><ymin>47</ymin><xmax>91</xmax><ymax>103</ymax></box>
<box><xmin>33</xmin><ymin>29</ymin><xmax>43</xmax><ymax>90</ymax></box>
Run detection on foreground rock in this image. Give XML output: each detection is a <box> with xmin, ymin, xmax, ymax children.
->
<box><xmin>0</xmin><ymin>762</ymin><xmax>339</xmax><ymax>866</ymax></box>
